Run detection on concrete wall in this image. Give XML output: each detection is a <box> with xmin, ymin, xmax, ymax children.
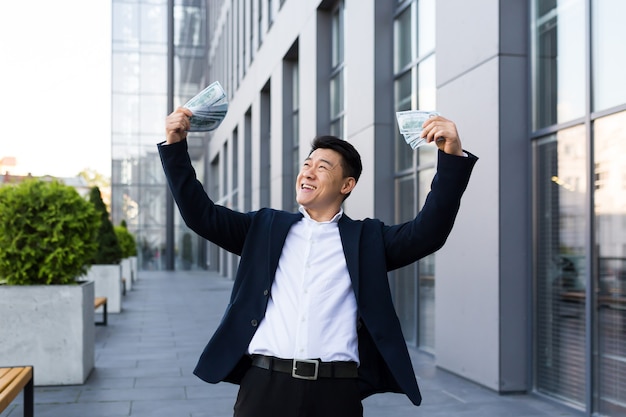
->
<box><xmin>435</xmin><ymin>0</ymin><xmax>529</xmax><ymax>392</ymax></box>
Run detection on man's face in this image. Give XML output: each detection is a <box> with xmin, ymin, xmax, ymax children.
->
<box><xmin>295</xmin><ymin>148</ymin><xmax>354</xmax><ymax>217</ymax></box>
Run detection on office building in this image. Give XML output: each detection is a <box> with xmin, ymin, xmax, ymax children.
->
<box><xmin>110</xmin><ymin>1</ymin><xmax>626</xmax><ymax>415</ymax></box>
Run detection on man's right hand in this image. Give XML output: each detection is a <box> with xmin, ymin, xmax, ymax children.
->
<box><xmin>165</xmin><ymin>107</ymin><xmax>193</xmax><ymax>144</ymax></box>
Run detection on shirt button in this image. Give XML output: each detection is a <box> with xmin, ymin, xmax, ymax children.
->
<box><xmin>251</xmin><ymin>319</ymin><xmax>258</xmax><ymax>327</ymax></box>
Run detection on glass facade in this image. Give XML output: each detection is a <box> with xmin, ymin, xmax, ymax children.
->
<box><xmin>111</xmin><ymin>0</ymin><xmax>169</xmax><ymax>270</ymax></box>
<box><xmin>111</xmin><ymin>0</ymin><xmax>207</xmax><ymax>272</ymax></box>
<box><xmin>392</xmin><ymin>0</ymin><xmax>436</xmax><ymax>350</ymax></box>
<box><xmin>532</xmin><ymin>0</ymin><xmax>626</xmax><ymax>414</ymax></box>
<box><xmin>172</xmin><ymin>0</ymin><xmax>208</xmax><ymax>271</ymax></box>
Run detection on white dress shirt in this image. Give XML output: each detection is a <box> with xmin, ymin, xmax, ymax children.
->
<box><xmin>247</xmin><ymin>207</ymin><xmax>360</xmax><ymax>364</ymax></box>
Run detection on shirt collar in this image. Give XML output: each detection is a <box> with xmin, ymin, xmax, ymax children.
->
<box><xmin>298</xmin><ymin>206</ymin><xmax>343</xmax><ymax>224</ymax></box>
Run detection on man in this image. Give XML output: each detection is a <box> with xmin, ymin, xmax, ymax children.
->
<box><xmin>159</xmin><ymin>107</ymin><xmax>477</xmax><ymax>417</ymax></box>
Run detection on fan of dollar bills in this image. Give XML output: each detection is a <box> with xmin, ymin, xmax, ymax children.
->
<box><xmin>395</xmin><ymin>110</ymin><xmax>440</xmax><ymax>149</ymax></box>
<box><xmin>183</xmin><ymin>81</ymin><xmax>229</xmax><ymax>132</ymax></box>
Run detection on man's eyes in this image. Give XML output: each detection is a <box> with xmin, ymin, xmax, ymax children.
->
<box><xmin>302</xmin><ymin>163</ymin><xmax>328</xmax><ymax>170</ymax></box>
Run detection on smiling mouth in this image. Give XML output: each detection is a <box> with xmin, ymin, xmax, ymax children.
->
<box><xmin>301</xmin><ymin>184</ymin><xmax>316</xmax><ymax>190</ymax></box>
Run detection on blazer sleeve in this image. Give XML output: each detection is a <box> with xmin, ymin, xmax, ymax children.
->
<box><xmin>158</xmin><ymin>139</ymin><xmax>253</xmax><ymax>255</ymax></box>
<box><xmin>383</xmin><ymin>150</ymin><xmax>478</xmax><ymax>271</ymax></box>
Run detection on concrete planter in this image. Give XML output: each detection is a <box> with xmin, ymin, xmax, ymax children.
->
<box><xmin>83</xmin><ymin>264</ymin><xmax>123</xmax><ymax>313</ymax></box>
<box><xmin>0</xmin><ymin>281</ymin><xmax>95</xmax><ymax>386</ymax></box>
<box><xmin>121</xmin><ymin>258</ymin><xmax>132</xmax><ymax>292</ymax></box>
<box><xmin>129</xmin><ymin>256</ymin><xmax>138</xmax><ymax>283</ymax></box>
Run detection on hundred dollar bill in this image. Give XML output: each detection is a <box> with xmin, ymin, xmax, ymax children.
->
<box><xmin>183</xmin><ymin>81</ymin><xmax>229</xmax><ymax>132</ymax></box>
<box><xmin>395</xmin><ymin>110</ymin><xmax>440</xmax><ymax>149</ymax></box>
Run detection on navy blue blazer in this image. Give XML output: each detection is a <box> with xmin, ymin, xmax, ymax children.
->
<box><xmin>159</xmin><ymin>140</ymin><xmax>477</xmax><ymax>406</ymax></box>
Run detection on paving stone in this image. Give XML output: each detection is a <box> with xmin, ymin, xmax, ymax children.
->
<box><xmin>0</xmin><ymin>270</ymin><xmax>583</xmax><ymax>417</ymax></box>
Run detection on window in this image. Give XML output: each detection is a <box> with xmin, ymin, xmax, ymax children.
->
<box><xmin>532</xmin><ymin>1</ymin><xmax>626</xmax><ymax>412</ymax></box>
<box><xmin>329</xmin><ymin>1</ymin><xmax>344</xmax><ymax>138</ymax></box>
<box><xmin>593</xmin><ymin>111</ymin><xmax>626</xmax><ymax>416</ymax></box>
<box><xmin>392</xmin><ymin>0</ymin><xmax>436</xmax><ymax>350</ymax></box>
<box><xmin>531</xmin><ymin>0</ymin><xmax>585</xmax><ymax>129</ymax></box>
<box><xmin>291</xmin><ymin>62</ymin><xmax>300</xmax><ymax>211</ymax></box>
<box><xmin>533</xmin><ymin>126</ymin><xmax>587</xmax><ymax>406</ymax></box>
<box><xmin>592</xmin><ymin>0</ymin><xmax>626</xmax><ymax>112</ymax></box>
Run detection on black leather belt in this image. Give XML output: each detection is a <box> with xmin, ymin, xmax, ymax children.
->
<box><xmin>250</xmin><ymin>355</ymin><xmax>358</xmax><ymax>380</ymax></box>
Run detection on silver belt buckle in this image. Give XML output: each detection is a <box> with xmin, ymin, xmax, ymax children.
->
<box><xmin>292</xmin><ymin>359</ymin><xmax>319</xmax><ymax>380</ymax></box>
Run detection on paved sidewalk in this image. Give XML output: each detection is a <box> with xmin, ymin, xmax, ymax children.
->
<box><xmin>2</xmin><ymin>270</ymin><xmax>583</xmax><ymax>417</ymax></box>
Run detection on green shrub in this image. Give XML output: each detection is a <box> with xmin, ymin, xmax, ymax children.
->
<box><xmin>115</xmin><ymin>224</ymin><xmax>137</xmax><ymax>258</ymax></box>
<box><xmin>88</xmin><ymin>186</ymin><xmax>123</xmax><ymax>264</ymax></box>
<box><xmin>0</xmin><ymin>179</ymin><xmax>100</xmax><ymax>285</ymax></box>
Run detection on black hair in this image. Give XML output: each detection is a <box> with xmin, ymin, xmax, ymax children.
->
<box><xmin>309</xmin><ymin>135</ymin><xmax>362</xmax><ymax>182</ymax></box>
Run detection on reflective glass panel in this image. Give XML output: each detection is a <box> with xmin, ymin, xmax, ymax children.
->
<box><xmin>141</xmin><ymin>3</ymin><xmax>167</xmax><ymax>44</ymax></box>
<box><xmin>112</xmin><ymin>53</ymin><xmax>140</xmax><ymax>93</ymax></box>
<box><xmin>140</xmin><ymin>54</ymin><xmax>167</xmax><ymax>94</ymax></box>
<box><xmin>330</xmin><ymin>72</ymin><xmax>344</xmax><ymax>120</ymax></box>
<box><xmin>112</xmin><ymin>95</ymin><xmax>139</xmax><ymax>135</ymax></box>
<box><xmin>418</xmin><ymin>55</ymin><xmax>436</xmax><ymax>110</ymax></box>
<box><xmin>331</xmin><ymin>4</ymin><xmax>344</xmax><ymax>68</ymax></box>
<box><xmin>395</xmin><ymin>70</ymin><xmax>414</xmax><ymax>171</ymax></box>
<box><xmin>393</xmin><ymin>175</ymin><xmax>417</xmax><ymax>345</ymax></box>
<box><xmin>418</xmin><ymin>167</ymin><xmax>435</xmax><ymax>351</ymax></box>
<box><xmin>532</xmin><ymin>0</ymin><xmax>585</xmax><ymax>129</ymax></box>
<box><xmin>593</xmin><ymin>110</ymin><xmax>626</xmax><ymax>416</ymax></box>
<box><xmin>112</xmin><ymin>2</ymin><xmax>139</xmax><ymax>45</ymax></box>
<box><xmin>592</xmin><ymin>0</ymin><xmax>626</xmax><ymax>112</ymax></box>
<box><xmin>394</xmin><ymin>5</ymin><xmax>413</xmax><ymax>71</ymax></box>
<box><xmin>330</xmin><ymin>118</ymin><xmax>343</xmax><ymax>138</ymax></box>
<box><xmin>534</xmin><ymin>124</ymin><xmax>587</xmax><ymax>406</ymax></box>
<box><xmin>140</xmin><ymin>94</ymin><xmax>167</xmax><ymax>136</ymax></box>
<box><xmin>418</xmin><ymin>0</ymin><xmax>435</xmax><ymax>56</ymax></box>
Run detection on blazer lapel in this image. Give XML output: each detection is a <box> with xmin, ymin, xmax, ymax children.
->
<box><xmin>338</xmin><ymin>216</ymin><xmax>362</xmax><ymax>301</ymax></box>
<box><xmin>267</xmin><ymin>211</ymin><xmax>303</xmax><ymax>281</ymax></box>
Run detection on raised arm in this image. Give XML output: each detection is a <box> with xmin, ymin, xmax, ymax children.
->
<box><xmin>159</xmin><ymin>109</ymin><xmax>252</xmax><ymax>255</ymax></box>
<box><xmin>384</xmin><ymin>117</ymin><xmax>477</xmax><ymax>270</ymax></box>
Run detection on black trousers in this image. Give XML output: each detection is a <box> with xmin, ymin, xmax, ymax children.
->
<box><xmin>233</xmin><ymin>366</ymin><xmax>363</xmax><ymax>417</ymax></box>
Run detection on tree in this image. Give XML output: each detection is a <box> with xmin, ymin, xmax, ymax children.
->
<box><xmin>115</xmin><ymin>222</ymin><xmax>138</xmax><ymax>258</ymax></box>
<box><xmin>89</xmin><ymin>186</ymin><xmax>122</xmax><ymax>264</ymax></box>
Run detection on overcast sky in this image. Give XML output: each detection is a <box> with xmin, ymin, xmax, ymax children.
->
<box><xmin>0</xmin><ymin>0</ymin><xmax>112</xmax><ymax>178</ymax></box>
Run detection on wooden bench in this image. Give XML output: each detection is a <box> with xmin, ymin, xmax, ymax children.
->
<box><xmin>94</xmin><ymin>296</ymin><xmax>108</xmax><ymax>326</ymax></box>
<box><xmin>0</xmin><ymin>366</ymin><xmax>33</xmax><ymax>417</ymax></box>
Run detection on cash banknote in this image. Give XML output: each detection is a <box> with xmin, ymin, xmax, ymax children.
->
<box><xmin>183</xmin><ymin>81</ymin><xmax>229</xmax><ymax>132</ymax></box>
<box><xmin>395</xmin><ymin>110</ymin><xmax>440</xmax><ymax>149</ymax></box>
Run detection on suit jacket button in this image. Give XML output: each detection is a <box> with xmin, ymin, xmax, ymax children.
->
<box><xmin>263</xmin><ymin>290</ymin><xmax>269</xmax><ymax>296</ymax></box>
<box><xmin>251</xmin><ymin>319</ymin><xmax>258</xmax><ymax>327</ymax></box>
